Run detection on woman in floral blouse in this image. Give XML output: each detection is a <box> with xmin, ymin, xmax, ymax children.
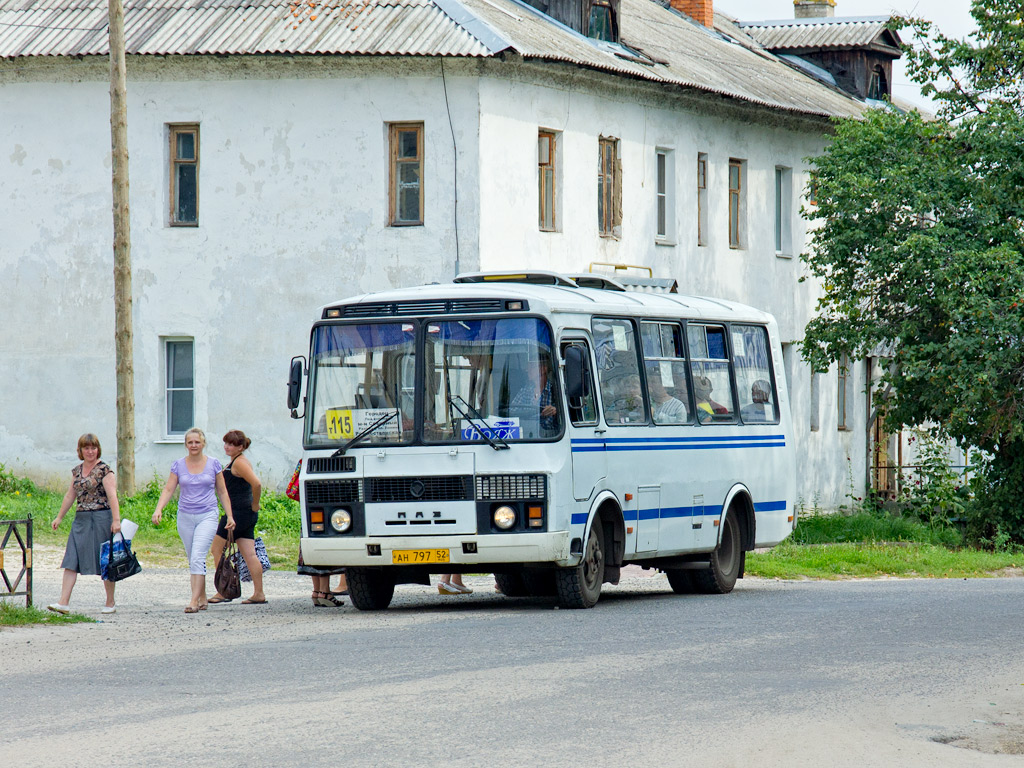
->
<box><xmin>49</xmin><ymin>433</ymin><xmax>121</xmax><ymax>615</ymax></box>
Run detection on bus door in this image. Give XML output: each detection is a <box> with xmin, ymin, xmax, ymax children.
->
<box><xmin>561</xmin><ymin>338</ymin><xmax>605</xmax><ymax>501</ymax></box>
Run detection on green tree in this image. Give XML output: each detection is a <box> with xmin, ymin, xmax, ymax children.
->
<box><xmin>801</xmin><ymin>0</ymin><xmax>1024</xmax><ymax>543</ymax></box>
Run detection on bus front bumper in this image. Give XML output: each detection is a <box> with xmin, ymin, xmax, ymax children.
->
<box><xmin>301</xmin><ymin>531</ymin><xmax>574</xmax><ymax>568</ymax></box>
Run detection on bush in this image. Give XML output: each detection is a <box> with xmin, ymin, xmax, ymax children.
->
<box><xmin>0</xmin><ymin>464</ymin><xmax>36</xmax><ymax>495</ymax></box>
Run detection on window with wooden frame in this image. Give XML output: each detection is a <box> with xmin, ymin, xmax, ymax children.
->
<box><xmin>389</xmin><ymin>123</ymin><xmax>423</xmax><ymax>226</ymax></box>
<box><xmin>169</xmin><ymin>124</ymin><xmax>199</xmax><ymax>226</ymax></box>
<box><xmin>837</xmin><ymin>352</ymin><xmax>851</xmax><ymax>430</ymax></box>
<box><xmin>598</xmin><ymin>137</ymin><xmax>621</xmax><ymax>238</ymax></box>
<box><xmin>538</xmin><ymin>130</ymin><xmax>557</xmax><ymax>231</ymax></box>
<box><xmin>728</xmin><ymin>158</ymin><xmax>745</xmax><ymax>248</ymax></box>
<box><xmin>867</xmin><ymin>65</ymin><xmax>888</xmax><ymax>100</ymax></box>
<box><xmin>586</xmin><ymin>0</ymin><xmax>618</xmax><ymax>42</ymax></box>
<box><xmin>697</xmin><ymin>152</ymin><xmax>708</xmax><ymax>246</ymax></box>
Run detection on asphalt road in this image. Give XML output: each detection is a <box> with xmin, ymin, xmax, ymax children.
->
<box><xmin>2</xmin><ymin>567</ymin><xmax>1023</xmax><ymax>767</ymax></box>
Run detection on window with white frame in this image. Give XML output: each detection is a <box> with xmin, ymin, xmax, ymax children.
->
<box><xmin>728</xmin><ymin>158</ymin><xmax>746</xmax><ymax>248</ymax></box>
<box><xmin>775</xmin><ymin>165</ymin><xmax>793</xmax><ymax>256</ymax></box>
<box><xmin>697</xmin><ymin>152</ymin><xmax>708</xmax><ymax>246</ymax></box>
<box><xmin>538</xmin><ymin>130</ymin><xmax>557</xmax><ymax>232</ymax></box>
<box><xmin>169</xmin><ymin>124</ymin><xmax>199</xmax><ymax>226</ymax></box>
<box><xmin>655</xmin><ymin>148</ymin><xmax>675</xmax><ymax>242</ymax></box>
<box><xmin>165</xmin><ymin>339</ymin><xmax>194</xmax><ymax>436</ymax></box>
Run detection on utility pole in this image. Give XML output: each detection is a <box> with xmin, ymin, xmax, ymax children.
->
<box><xmin>108</xmin><ymin>0</ymin><xmax>135</xmax><ymax>494</ymax></box>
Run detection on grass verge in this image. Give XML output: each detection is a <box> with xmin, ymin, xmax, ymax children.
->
<box><xmin>746</xmin><ymin>512</ymin><xmax>1022</xmax><ymax>579</ymax></box>
<box><xmin>1</xmin><ymin>601</ymin><xmax>94</xmax><ymax>627</ymax></box>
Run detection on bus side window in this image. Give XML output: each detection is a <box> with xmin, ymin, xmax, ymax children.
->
<box><xmin>593</xmin><ymin>318</ymin><xmax>647</xmax><ymax>425</ymax></box>
<box><xmin>733</xmin><ymin>325</ymin><xmax>777</xmax><ymax>423</ymax></box>
<box><xmin>561</xmin><ymin>341</ymin><xmax>598</xmax><ymax>426</ymax></box>
<box><xmin>687</xmin><ymin>324</ymin><xmax>736</xmax><ymax>422</ymax></box>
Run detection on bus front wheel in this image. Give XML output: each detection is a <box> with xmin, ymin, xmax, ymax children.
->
<box><xmin>555</xmin><ymin>522</ymin><xmax>605</xmax><ymax>608</ymax></box>
<box><xmin>347</xmin><ymin>567</ymin><xmax>396</xmax><ymax>610</ymax></box>
<box><xmin>692</xmin><ymin>511</ymin><xmax>742</xmax><ymax>594</ymax></box>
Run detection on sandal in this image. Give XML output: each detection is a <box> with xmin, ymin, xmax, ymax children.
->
<box><xmin>208</xmin><ymin>596</ymin><xmax>232</xmax><ymax>604</ymax></box>
<box><xmin>313</xmin><ymin>591</ymin><xmax>336</xmax><ymax>607</ymax></box>
<box><xmin>184</xmin><ymin>606</ymin><xmax>199</xmax><ymax>614</ymax></box>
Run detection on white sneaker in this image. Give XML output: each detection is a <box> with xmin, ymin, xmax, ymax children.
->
<box><xmin>47</xmin><ymin>603</ymin><xmax>70</xmax><ymax>615</ymax></box>
<box><xmin>101</xmin><ymin>606</ymin><xmax>116</xmax><ymax>614</ymax></box>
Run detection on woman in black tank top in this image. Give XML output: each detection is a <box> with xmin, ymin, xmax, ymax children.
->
<box><xmin>208</xmin><ymin>430</ymin><xmax>266</xmax><ymax>604</ymax></box>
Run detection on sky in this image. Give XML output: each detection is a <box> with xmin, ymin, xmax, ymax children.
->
<box><xmin>717</xmin><ymin>1</ymin><xmax>978</xmax><ymax>111</ymax></box>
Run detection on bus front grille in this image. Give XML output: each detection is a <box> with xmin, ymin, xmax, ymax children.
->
<box><xmin>476</xmin><ymin>474</ymin><xmax>546</xmax><ymax>500</ymax></box>
<box><xmin>304</xmin><ymin>479</ymin><xmax>362</xmax><ymax>504</ymax></box>
<box><xmin>306</xmin><ymin>456</ymin><xmax>356</xmax><ymax>474</ymax></box>
<box><xmin>366</xmin><ymin>476</ymin><xmax>473</xmax><ymax>503</ymax></box>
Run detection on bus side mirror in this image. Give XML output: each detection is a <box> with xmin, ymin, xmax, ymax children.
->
<box><xmin>564</xmin><ymin>346</ymin><xmax>586</xmax><ymax>402</ymax></box>
<box><xmin>287</xmin><ymin>356</ymin><xmax>305</xmax><ymax>417</ymax></box>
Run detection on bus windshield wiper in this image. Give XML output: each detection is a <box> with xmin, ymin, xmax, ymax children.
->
<box><xmin>332</xmin><ymin>411</ymin><xmax>398</xmax><ymax>456</ymax></box>
<box><xmin>448</xmin><ymin>395</ymin><xmax>509</xmax><ymax>451</ymax></box>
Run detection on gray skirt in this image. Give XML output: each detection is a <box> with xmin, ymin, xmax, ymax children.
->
<box><xmin>61</xmin><ymin>507</ymin><xmax>112</xmax><ymax>576</ymax></box>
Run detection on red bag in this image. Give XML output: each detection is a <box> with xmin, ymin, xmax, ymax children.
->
<box><xmin>286</xmin><ymin>459</ymin><xmax>301</xmax><ymax>501</ymax></box>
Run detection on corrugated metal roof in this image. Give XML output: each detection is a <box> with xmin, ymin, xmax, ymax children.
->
<box><xmin>0</xmin><ymin>0</ymin><xmax>867</xmax><ymax>118</ymax></box>
<box><xmin>0</xmin><ymin>0</ymin><xmax>495</xmax><ymax>56</ymax></box>
<box><xmin>737</xmin><ymin>15</ymin><xmax>900</xmax><ymax>54</ymax></box>
<box><xmin>461</xmin><ymin>0</ymin><xmax>865</xmax><ymax>118</ymax></box>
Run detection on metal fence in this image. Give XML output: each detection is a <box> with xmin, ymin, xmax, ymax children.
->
<box><xmin>1</xmin><ymin>517</ymin><xmax>33</xmax><ymax>608</ymax></box>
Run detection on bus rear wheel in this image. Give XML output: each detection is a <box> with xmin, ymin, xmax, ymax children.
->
<box><xmin>555</xmin><ymin>521</ymin><xmax>605</xmax><ymax>609</ymax></box>
<box><xmin>347</xmin><ymin>567</ymin><xmax>396</xmax><ymax>610</ymax></box>
<box><xmin>691</xmin><ymin>511</ymin><xmax>742</xmax><ymax>594</ymax></box>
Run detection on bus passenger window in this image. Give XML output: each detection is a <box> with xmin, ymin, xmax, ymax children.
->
<box><xmin>642</xmin><ymin>321</ymin><xmax>691</xmax><ymax>424</ymax></box>
<box><xmin>687</xmin><ymin>324</ymin><xmax>735</xmax><ymax>422</ymax></box>
<box><xmin>733</xmin><ymin>325</ymin><xmax>777</xmax><ymax>423</ymax></box>
<box><xmin>593</xmin><ymin>318</ymin><xmax>647</xmax><ymax>425</ymax></box>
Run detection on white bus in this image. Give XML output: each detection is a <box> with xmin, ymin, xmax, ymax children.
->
<box><xmin>287</xmin><ymin>271</ymin><xmax>796</xmax><ymax>610</ymax></box>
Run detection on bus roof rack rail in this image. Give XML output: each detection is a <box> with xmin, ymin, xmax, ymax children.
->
<box><xmin>453</xmin><ymin>271</ymin><xmax>579</xmax><ymax>288</ymax></box>
<box><xmin>585</xmin><ymin>262</ymin><xmax>679</xmax><ymax>293</ymax></box>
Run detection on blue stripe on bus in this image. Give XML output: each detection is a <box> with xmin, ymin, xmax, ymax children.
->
<box><xmin>572</xmin><ymin>435</ymin><xmax>785</xmax><ymax>444</ymax></box>
<box><xmin>570</xmin><ymin>435</ymin><xmax>785</xmax><ymax>453</ymax></box>
<box><xmin>753</xmin><ymin>500</ymin><xmax>788</xmax><ymax>512</ymax></box>
<box><xmin>571</xmin><ymin>502</ymin><xmax>783</xmax><ymax>526</ymax></box>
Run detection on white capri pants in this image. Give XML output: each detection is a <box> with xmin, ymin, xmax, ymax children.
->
<box><xmin>176</xmin><ymin>509</ymin><xmax>220</xmax><ymax>575</ymax></box>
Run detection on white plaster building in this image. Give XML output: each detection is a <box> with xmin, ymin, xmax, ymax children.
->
<box><xmin>0</xmin><ymin>0</ymin><xmax>903</xmax><ymax>506</ymax></box>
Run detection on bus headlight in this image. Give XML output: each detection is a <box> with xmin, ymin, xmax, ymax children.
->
<box><xmin>493</xmin><ymin>505</ymin><xmax>516</xmax><ymax>530</ymax></box>
<box><xmin>330</xmin><ymin>508</ymin><xmax>352</xmax><ymax>533</ymax></box>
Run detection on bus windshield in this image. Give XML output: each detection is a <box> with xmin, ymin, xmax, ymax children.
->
<box><xmin>307</xmin><ymin>322</ymin><xmax>417</xmax><ymax>446</ymax></box>
<box><xmin>423</xmin><ymin>317</ymin><xmax>561</xmax><ymax>443</ymax></box>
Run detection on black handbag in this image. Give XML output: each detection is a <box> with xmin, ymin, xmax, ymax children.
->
<box><xmin>214</xmin><ymin>535</ymin><xmax>241</xmax><ymax>600</ymax></box>
<box><xmin>106</xmin><ymin>531</ymin><xmax>142</xmax><ymax>582</ymax></box>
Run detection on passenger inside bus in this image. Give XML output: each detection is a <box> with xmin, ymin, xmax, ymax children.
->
<box><xmin>646</xmin><ymin>367</ymin><xmax>688</xmax><ymax>424</ymax></box>
<box><xmin>605</xmin><ymin>373</ymin><xmax>644</xmax><ymax>424</ymax></box>
<box><xmin>694</xmin><ymin>375</ymin><xmax>728</xmax><ymax>422</ymax></box>
<box><xmin>740</xmin><ymin>379</ymin><xmax>773</xmax><ymax>422</ymax></box>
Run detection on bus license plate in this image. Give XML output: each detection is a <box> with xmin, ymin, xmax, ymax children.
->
<box><xmin>392</xmin><ymin>549</ymin><xmax>450</xmax><ymax>564</ymax></box>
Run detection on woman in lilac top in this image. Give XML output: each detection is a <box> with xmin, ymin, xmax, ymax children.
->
<box><xmin>152</xmin><ymin>427</ymin><xmax>235</xmax><ymax>613</ymax></box>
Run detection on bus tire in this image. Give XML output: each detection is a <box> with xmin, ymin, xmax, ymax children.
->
<box><xmin>666</xmin><ymin>568</ymin><xmax>697</xmax><ymax>594</ymax></box>
<box><xmin>346</xmin><ymin>567</ymin><xmax>395</xmax><ymax>610</ymax></box>
<box><xmin>692</xmin><ymin>511</ymin><xmax>742</xmax><ymax>594</ymax></box>
<box><xmin>523</xmin><ymin>570</ymin><xmax>557</xmax><ymax>596</ymax></box>
<box><xmin>555</xmin><ymin>521</ymin><xmax>605</xmax><ymax>608</ymax></box>
<box><xmin>494</xmin><ymin>571</ymin><xmax>529</xmax><ymax>597</ymax></box>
